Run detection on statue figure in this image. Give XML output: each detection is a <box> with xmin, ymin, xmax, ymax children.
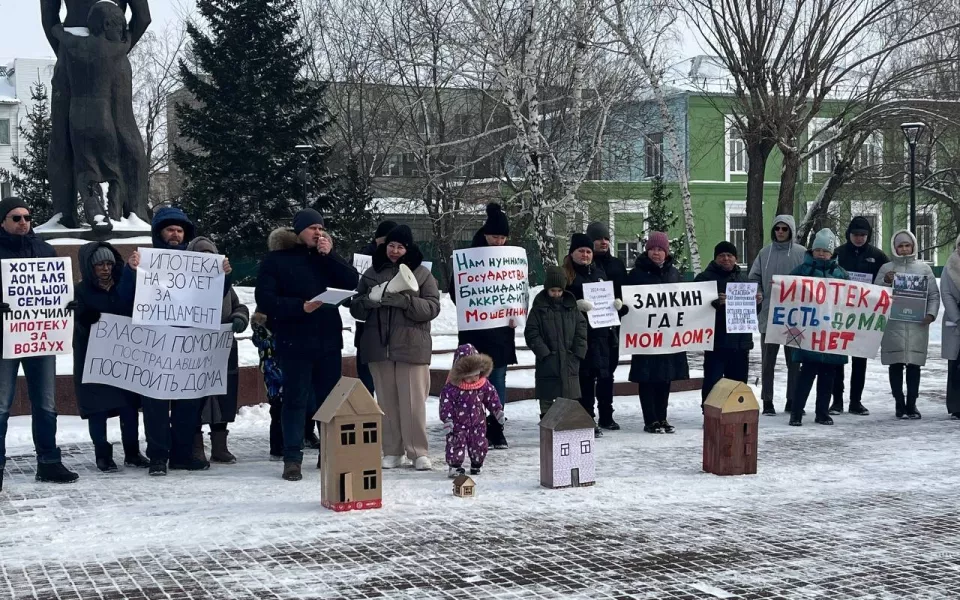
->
<box><xmin>41</xmin><ymin>0</ymin><xmax>152</xmax><ymax>234</ymax></box>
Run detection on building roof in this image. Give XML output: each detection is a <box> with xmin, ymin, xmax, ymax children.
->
<box><xmin>0</xmin><ymin>79</ymin><xmax>18</xmax><ymax>104</ymax></box>
<box><xmin>703</xmin><ymin>379</ymin><xmax>759</xmax><ymax>413</ymax></box>
<box><xmin>312</xmin><ymin>377</ymin><xmax>383</xmax><ymax>423</ymax></box>
<box><xmin>539</xmin><ymin>398</ymin><xmax>596</xmax><ymax>431</ymax></box>
<box><xmin>453</xmin><ymin>475</ymin><xmax>475</xmax><ymax>487</ymax></box>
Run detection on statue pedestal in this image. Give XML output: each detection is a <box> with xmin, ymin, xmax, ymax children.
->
<box><xmin>35</xmin><ymin>215</ymin><xmax>152</xmax><ymax>282</ymax></box>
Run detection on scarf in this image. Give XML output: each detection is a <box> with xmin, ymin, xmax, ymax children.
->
<box><xmin>457</xmin><ymin>377</ymin><xmax>488</xmax><ymax>391</ymax></box>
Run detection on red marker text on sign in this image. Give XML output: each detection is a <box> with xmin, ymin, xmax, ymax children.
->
<box><xmin>810</xmin><ymin>330</ymin><xmax>856</xmax><ymax>351</ymax></box>
<box><xmin>624</xmin><ymin>332</ymin><xmax>664</xmax><ymax>349</ymax></box>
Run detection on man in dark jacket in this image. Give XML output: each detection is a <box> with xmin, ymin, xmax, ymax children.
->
<box><xmin>353</xmin><ymin>220</ymin><xmax>397</xmax><ymax>397</ymax></box>
<box><xmin>830</xmin><ymin>216</ymin><xmax>889</xmax><ymax>416</ymax></box>
<box><xmin>120</xmin><ymin>207</ymin><xmax>230</xmax><ymax>475</ymax></box>
<box><xmin>0</xmin><ymin>197</ymin><xmax>79</xmax><ymax>490</ymax></box>
<box><xmin>586</xmin><ymin>222</ymin><xmax>627</xmax><ymax>294</ymax></box>
<box><xmin>256</xmin><ymin>209</ymin><xmax>359</xmax><ymax>481</ymax></box>
<box><xmin>694</xmin><ymin>241</ymin><xmax>759</xmax><ymax>403</ymax></box>
<box><xmin>449</xmin><ymin>203</ymin><xmax>516</xmax><ymax>449</ymax></box>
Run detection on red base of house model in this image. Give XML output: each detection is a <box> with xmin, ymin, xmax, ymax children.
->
<box><xmin>322</xmin><ymin>499</ymin><xmax>383</xmax><ymax>512</ymax></box>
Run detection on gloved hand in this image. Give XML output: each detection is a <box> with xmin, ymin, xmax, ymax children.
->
<box><xmin>231</xmin><ymin>317</ymin><xmax>247</xmax><ymax>333</ymax></box>
<box><xmin>79</xmin><ymin>310</ymin><xmax>102</xmax><ymax>326</ymax></box>
<box><xmin>494</xmin><ymin>409</ymin><xmax>506</xmax><ymax>425</ymax></box>
<box><xmin>0</xmin><ymin>302</ymin><xmax>10</xmax><ymax>314</ymax></box>
<box><xmin>359</xmin><ymin>294</ymin><xmax>381</xmax><ymax>309</ymax></box>
<box><xmin>65</xmin><ymin>300</ymin><xmax>79</xmax><ymax>312</ymax></box>
<box><xmin>442</xmin><ymin>421</ymin><xmax>454</xmax><ymax>435</ymax></box>
<box><xmin>576</xmin><ymin>299</ymin><xmax>594</xmax><ymax>312</ymax></box>
<box><xmin>614</xmin><ymin>299</ymin><xmax>623</xmax><ymax>311</ymax></box>
<box><xmin>381</xmin><ymin>292</ymin><xmax>411</xmax><ymax>309</ymax></box>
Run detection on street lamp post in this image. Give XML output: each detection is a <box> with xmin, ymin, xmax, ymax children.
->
<box><xmin>296</xmin><ymin>144</ymin><xmax>314</xmax><ymax>208</ymax></box>
<box><xmin>900</xmin><ymin>122</ymin><xmax>926</xmax><ymax>234</ymax></box>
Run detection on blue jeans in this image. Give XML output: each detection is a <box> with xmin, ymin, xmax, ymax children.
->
<box><xmin>489</xmin><ymin>366</ymin><xmax>508</xmax><ymax>406</ymax></box>
<box><xmin>279</xmin><ymin>352</ymin><xmax>342</xmax><ymax>464</ymax></box>
<box><xmin>88</xmin><ymin>406</ymin><xmax>139</xmax><ymax>448</ymax></box>
<box><xmin>0</xmin><ymin>355</ymin><xmax>60</xmax><ymax>470</ymax></box>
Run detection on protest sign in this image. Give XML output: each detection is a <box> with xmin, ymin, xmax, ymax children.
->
<box><xmin>848</xmin><ymin>272</ymin><xmax>874</xmax><ymax>285</ymax></box>
<box><xmin>619</xmin><ymin>282</ymin><xmax>718</xmax><ymax>354</ymax></box>
<box><xmin>891</xmin><ymin>273</ymin><xmax>928</xmax><ymax>322</ymax></box>
<box><xmin>82</xmin><ymin>314</ymin><xmax>233</xmax><ymax>399</ymax></box>
<box><xmin>452</xmin><ymin>246</ymin><xmax>529</xmax><ymax>331</ymax></box>
<box><xmin>353</xmin><ymin>253</ymin><xmax>372</xmax><ymax>275</ymax></box>
<box><xmin>764</xmin><ymin>275</ymin><xmax>891</xmax><ymax>358</ymax></box>
<box><xmin>583</xmin><ymin>281</ymin><xmax>619</xmax><ymax>328</ymax></box>
<box><xmin>725</xmin><ymin>282</ymin><xmax>758</xmax><ymax>333</ymax></box>
<box><xmin>133</xmin><ymin>248</ymin><xmax>225</xmax><ymax>330</ymax></box>
<box><xmin>1</xmin><ymin>257</ymin><xmax>74</xmax><ymax>358</ymax></box>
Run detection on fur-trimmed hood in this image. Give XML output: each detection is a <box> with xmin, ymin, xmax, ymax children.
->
<box><xmin>268</xmin><ymin>227</ymin><xmax>300</xmax><ymax>251</ymax></box>
<box><xmin>449</xmin><ymin>352</ymin><xmax>494</xmax><ymax>385</ymax></box>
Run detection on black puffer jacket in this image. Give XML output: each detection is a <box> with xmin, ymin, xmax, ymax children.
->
<box><xmin>255</xmin><ymin>228</ymin><xmax>360</xmax><ymax>357</ymax></box>
<box><xmin>566</xmin><ymin>260</ymin><xmax>618</xmax><ymax>378</ymax></box>
<box><xmin>524</xmin><ymin>289</ymin><xmax>587</xmax><ymax>403</ymax></box>
<box><xmin>593</xmin><ymin>251</ymin><xmax>628</xmax><ymax>298</ymax></box>
<box><xmin>626</xmin><ymin>255</ymin><xmax>690</xmax><ymax>383</ymax></box>
<box><xmin>72</xmin><ymin>241</ymin><xmax>138</xmax><ymax>418</ymax></box>
<box><xmin>449</xmin><ymin>231</ymin><xmax>518</xmax><ymax>368</ymax></box>
<box><xmin>834</xmin><ymin>216</ymin><xmax>889</xmax><ymax>280</ymax></box>
<box><xmin>693</xmin><ymin>261</ymin><xmax>754</xmax><ymax>351</ymax></box>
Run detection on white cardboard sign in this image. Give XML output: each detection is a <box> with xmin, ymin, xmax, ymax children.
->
<box><xmin>619</xmin><ymin>281</ymin><xmax>718</xmax><ymax>354</ymax></box>
<box><xmin>132</xmin><ymin>248</ymin><xmax>225</xmax><ymax>330</ymax></box>
<box><xmin>452</xmin><ymin>246</ymin><xmax>529</xmax><ymax>331</ymax></box>
<box><xmin>725</xmin><ymin>282</ymin><xmax>759</xmax><ymax>333</ymax></box>
<box><xmin>1</xmin><ymin>257</ymin><xmax>74</xmax><ymax>358</ymax></box>
<box><xmin>583</xmin><ymin>281</ymin><xmax>620</xmax><ymax>328</ymax></box>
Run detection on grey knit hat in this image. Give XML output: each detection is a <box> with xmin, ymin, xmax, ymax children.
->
<box><xmin>91</xmin><ymin>246</ymin><xmax>116</xmax><ymax>265</ymax></box>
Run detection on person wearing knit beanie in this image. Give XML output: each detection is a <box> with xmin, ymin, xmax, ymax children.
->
<box><xmin>586</xmin><ymin>222</ymin><xmax>610</xmax><ymax>242</ymax></box>
<box><xmin>0</xmin><ymin>197</ymin><xmax>29</xmax><ymax>223</ymax></box>
<box><xmin>385</xmin><ymin>224</ymin><xmax>414</xmax><ymax>248</ymax></box>
<box><xmin>893</xmin><ymin>231</ymin><xmax>915</xmax><ymax>254</ymax></box>
<box><xmin>645</xmin><ymin>231</ymin><xmax>670</xmax><ymax>255</ymax></box>
<box><xmin>714</xmin><ymin>241</ymin><xmax>738</xmax><ymax>259</ymax></box>
<box><xmin>482</xmin><ymin>203</ymin><xmax>510</xmax><ymax>238</ymax></box>
<box><xmin>374</xmin><ymin>220</ymin><xmax>399</xmax><ymax>242</ymax></box>
<box><xmin>90</xmin><ymin>246</ymin><xmax>116</xmax><ymax>266</ymax></box>
<box><xmin>568</xmin><ymin>233</ymin><xmax>593</xmax><ymax>256</ymax></box>
<box><xmin>293</xmin><ymin>208</ymin><xmax>325</xmax><ymax>236</ymax></box>
<box><xmin>186</xmin><ymin>236</ymin><xmax>218</xmax><ymax>255</ymax></box>
<box><xmin>811</xmin><ymin>228</ymin><xmax>838</xmax><ymax>257</ymax></box>
<box><xmin>544</xmin><ymin>265</ymin><xmax>567</xmax><ymax>292</ymax></box>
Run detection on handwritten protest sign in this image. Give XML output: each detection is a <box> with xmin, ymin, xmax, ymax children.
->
<box><xmin>133</xmin><ymin>248</ymin><xmax>225</xmax><ymax>330</ymax></box>
<box><xmin>891</xmin><ymin>273</ymin><xmax>928</xmax><ymax>322</ymax></box>
<box><xmin>1</xmin><ymin>257</ymin><xmax>73</xmax><ymax>358</ymax></box>
<box><xmin>583</xmin><ymin>281</ymin><xmax>619</xmax><ymax>328</ymax></box>
<box><xmin>452</xmin><ymin>246</ymin><xmax>529</xmax><ymax>331</ymax></box>
<box><xmin>353</xmin><ymin>253</ymin><xmax>372</xmax><ymax>275</ymax></box>
<box><xmin>725</xmin><ymin>282</ymin><xmax>758</xmax><ymax>333</ymax></box>
<box><xmin>619</xmin><ymin>282</ymin><xmax>718</xmax><ymax>354</ymax></box>
<box><xmin>82</xmin><ymin>314</ymin><xmax>234</xmax><ymax>399</ymax></box>
<box><xmin>764</xmin><ymin>275</ymin><xmax>891</xmax><ymax>358</ymax></box>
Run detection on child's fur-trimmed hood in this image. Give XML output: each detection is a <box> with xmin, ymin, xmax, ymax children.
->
<box><xmin>449</xmin><ymin>353</ymin><xmax>493</xmax><ymax>385</ymax></box>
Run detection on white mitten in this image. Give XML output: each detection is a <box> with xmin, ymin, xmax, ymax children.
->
<box><xmin>577</xmin><ymin>299</ymin><xmax>594</xmax><ymax>312</ymax></box>
<box><xmin>368</xmin><ymin>281</ymin><xmax>388</xmax><ymax>303</ymax></box>
<box><xmin>614</xmin><ymin>299</ymin><xmax>623</xmax><ymax>310</ymax></box>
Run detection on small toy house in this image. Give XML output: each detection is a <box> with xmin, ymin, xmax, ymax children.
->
<box><xmin>539</xmin><ymin>398</ymin><xmax>596</xmax><ymax>489</ymax></box>
<box><xmin>453</xmin><ymin>474</ymin><xmax>476</xmax><ymax>497</ymax></box>
<box><xmin>313</xmin><ymin>377</ymin><xmax>384</xmax><ymax>511</ymax></box>
<box><xmin>702</xmin><ymin>378</ymin><xmax>759</xmax><ymax>476</ymax></box>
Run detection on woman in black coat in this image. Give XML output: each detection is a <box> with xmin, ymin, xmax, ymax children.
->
<box><xmin>73</xmin><ymin>241</ymin><xmax>148</xmax><ymax>471</ymax></box>
<box><xmin>626</xmin><ymin>232</ymin><xmax>689</xmax><ymax>433</ymax></box>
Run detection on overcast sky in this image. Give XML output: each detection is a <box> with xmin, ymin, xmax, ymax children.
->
<box><xmin>0</xmin><ymin>0</ymin><xmax>191</xmax><ymax>60</ymax></box>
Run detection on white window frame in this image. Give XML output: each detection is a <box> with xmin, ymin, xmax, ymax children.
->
<box><xmin>608</xmin><ymin>199</ymin><xmax>649</xmax><ymax>263</ymax></box>
<box><xmin>915</xmin><ymin>208</ymin><xmax>938</xmax><ymax>265</ymax></box>
<box><xmin>808</xmin><ymin>117</ymin><xmax>837</xmax><ymax>177</ymax></box>
<box><xmin>849</xmin><ymin>201</ymin><xmax>883</xmax><ymax>246</ymax></box>
<box><xmin>724</xmin><ymin>201</ymin><xmax>748</xmax><ymax>265</ymax></box>
<box><xmin>644</xmin><ymin>132</ymin><xmax>664</xmax><ymax>179</ymax></box>
<box><xmin>854</xmin><ymin>132</ymin><xmax>883</xmax><ymax>170</ymax></box>
<box><xmin>724</xmin><ymin>115</ymin><xmax>747</xmax><ymax>180</ymax></box>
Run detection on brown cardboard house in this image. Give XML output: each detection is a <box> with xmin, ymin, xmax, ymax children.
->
<box><xmin>539</xmin><ymin>398</ymin><xmax>596</xmax><ymax>489</ymax></box>
<box><xmin>453</xmin><ymin>474</ymin><xmax>476</xmax><ymax>497</ymax></box>
<box><xmin>702</xmin><ymin>378</ymin><xmax>759</xmax><ymax>476</ymax></box>
<box><xmin>313</xmin><ymin>377</ymin><xmax>384</xmax><ymax>511</ymax></box>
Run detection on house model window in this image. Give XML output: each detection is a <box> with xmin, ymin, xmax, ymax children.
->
<box><xmin>580</xmin><ymin>440</ymin><xmax>591</xmax><ymax>454</ymax></box>
<box><xmin>362</xmin><ymin>422</ymin><xmax>378</xmax><ymax>444</ymax></box>
<box><xmin>340</xmin><ymin>423</ymin><xmax>356</xmax><ymax>445</ymax></box>
<box><xmin>363</xmin><ymin>469</ymin><xmax>378</xmax><ymax>491</ymax></box>
<box><xmin>560</xmin><ymin>443</ymin><xmax>570</xmax><ymax>457</ymax></box>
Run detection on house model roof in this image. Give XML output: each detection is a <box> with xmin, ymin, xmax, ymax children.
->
<box><xmin>539</xmin><ymin>398</ymin><xmax>596</xmax><ymax>431</ymax></box>
<box><xmin>703</xmin><ymin>379</ymin><xmax>759</xmax><ymax>413</ymax></box>
<box><xmin>312</xmin><ymin>377</ymin><xmax>384</xmax><ymax>423</ymax></box>
<box><xmin>453</xmin><ymin>474</ymin><xmax>475</xmax><ymax>487</ymax></box>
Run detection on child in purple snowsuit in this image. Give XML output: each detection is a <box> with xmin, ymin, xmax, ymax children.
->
<box><xmin>440</xmin><ymin>344</ymin><xmax>504</xmax><ymax>478</ymax></box>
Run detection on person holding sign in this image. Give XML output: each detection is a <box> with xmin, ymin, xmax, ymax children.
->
<box><xmin>874</xmin><ymin>230</ymin><xmax>940</xmax><ymax>420</ymax></box>
<box><xmin>749</xmin><ymin>214</ymin><xmax>807</xmax><ymax>416</ymax></box>
<box><xmin>787</xmin><ymin>229</ymin><xmax>849</xmax><ymax>427</ymax></box>
<box><xmin>564</xmin><ymin>233</ymin><xmax>624</xmax><ymax>435</ymax></box>
<box><xmin>351</xmin><ymin>220</ymin><xmax>397</xmax><ymax>397</ymax></box>
<box><xmin>625</xmin><ymin>232</ymin><xmax>689</xmax><ymax>434</ymax></box>
<box><xmin>256</xmin><ymin>209</ymin><xmax>359</xmax><ymax>481</ymax></box>
<box><xmin>73</xmin><ymin>241</ymin><xmax>148</xmax><ymax>472</ymax></box>
<box><xmin>352</xmin><ymin>225</ymin><xmax>440</xmax><ymax>471</ymax></box>
<box><xmin>830</xmin><ymin>216</ymin><xmax>889</xmax><ymax>416</ymax></box>
<box><xmin>694</xmin><ymin>241</ymin><xmax>759</xmax><ymax>403</ymax></box>
<box><xmin>940</xmin><ymin>235</ymin><xmax>960</xmax><ymax>420</ymax></box>
<box><xmin>186</xmin><ymin>237</ymin><xmax>249</xmax><ymax>465</ymax></box>
<box><xmin>0</xmin><ymin>197</ymin><xmax>79</xmax><ymax>489</ymax></box>
<box><xmin>449</xmin><ymin>203</ymin><xmax>516</xmax><ymax>450</ymax></box>
<box><xmin>525</xmin><ymin>267</ymin><xmax>587</xmax><ymax>419</ymax></box>
<box><xmin>586</xmin><ymin>222</ymin><xmax>628</xmax><ymax>294</ymax></box>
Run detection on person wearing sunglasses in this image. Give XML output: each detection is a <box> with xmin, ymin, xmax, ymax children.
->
<box><xmin>0</xmin><ymin>197</ymin><xmax>80</xmax><ymax>491</ymax></box>
<box><xmin>748</xmin><ymin>215</ymin><xmax>807</xmax><ymax>417</ymax></box>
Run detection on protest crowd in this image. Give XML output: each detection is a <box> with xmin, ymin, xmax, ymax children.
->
<box><xmin>0</xmin><ymin>195</ymin><xmax>958</xmax><ymax>490</ymax></box>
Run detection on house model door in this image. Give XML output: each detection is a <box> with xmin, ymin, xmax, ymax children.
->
<box><xmin>340</xmin><ymin>473</ymin><xmax>353</xmax><ymax>503</ymax></box>
<box><xmin>571</xmin><ymin>468</ymin><xmax>580</xmax><ymax>487</ymax></box>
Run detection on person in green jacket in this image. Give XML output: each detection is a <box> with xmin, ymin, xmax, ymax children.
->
<box><xmin>524</xmin><ymin>266</ymin><xmax>588</xmax><ymax>420</ymax></box>
<box><xmin>789</xmin><ymin>229</ymin><xmax>849</xmax><ymax>426</ymax></box>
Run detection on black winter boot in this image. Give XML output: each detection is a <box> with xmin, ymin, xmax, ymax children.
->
<box><xmin>35</xmin><ymin>462</ymin><xmax>79</xmax><ymax>484</ymax></box>
<box><xmin>894</xmin><ymin>395</ymin><xmax>906</xmax><ymax>419</ymax></box>
<box><xmin>828</xmin><ymin>401</ymin><xmax>843</xmax><ymax>416</ymax></box>
<box><xmin>209</xmin><ymin>430</ymin><xmax>236</xmax><ymax>464</ymax></box>
<box><xmin>95</xmin><ymin>442</ymin><xmax>118</xmax><ymax>473</ymax></box>
<box><xmin>123</xmin><ymin>443</ymin><xmax>150</xmax><ymax>468</ymax></box>
<box><xmin>848</xmin><ymin>401</ymin><xmax>870</xmax><ymax>416</ymax></box>
<box><xmin>169</xmin><ymin>456</ymin><xmax>210</xmax><ymax>471</ymax></box>
<box><xmin>149</xmin><ymin>460</ymin><xmax>167</xmax><ymax>476</ymax></box>
<box><xmin>762</xmin><ymin>401</ymin><xmax>777</xmax><ymax>416</ymax></box>
<box><xmin>905</xmin><ymin>398</ymin><xmax>922</xmax><ymax>420</ymax></box>
<box><xmin>282</xmin><ymin>462</ymin><xmax>302</xmax><ymax>481</ymax></box>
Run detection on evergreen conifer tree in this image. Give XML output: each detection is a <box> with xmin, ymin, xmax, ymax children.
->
<box><xmin>316</xmin><ymin>156</ymin><xmax>378</xmax><ymax>257</ymax></box>
<box><xmin>0</xmin><ymin>84</ymin><xmax>54</xmax><ymax>223</ymax></box>
<box><xmin>645</xmin><ymin>177</ymin><xmax>688</xmax><ymax>272</ymax></box>
<box><xmin>174</xmin><ymin>0</ymin><xmax>339</xmax><ymax>258</ymax></box>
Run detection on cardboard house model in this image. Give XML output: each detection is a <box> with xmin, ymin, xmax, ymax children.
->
<box><xmin>539</xmin><ymin>398</ymin><xmax>596</xmax><ymax>489</ymax></box>
<box><xmin>702</xmin><ymin>378</ymin><xmax>759</xmax><ymax>476</ymax></box>
<box><xmin>313</xmin><ymin>377</ymin><xmax>384</xmax><ymax>511</ymax></box>
<box><xmin>453</xmin><ymin>474</ymin><xmax>476</xmax><ymax>498</ymax></box>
